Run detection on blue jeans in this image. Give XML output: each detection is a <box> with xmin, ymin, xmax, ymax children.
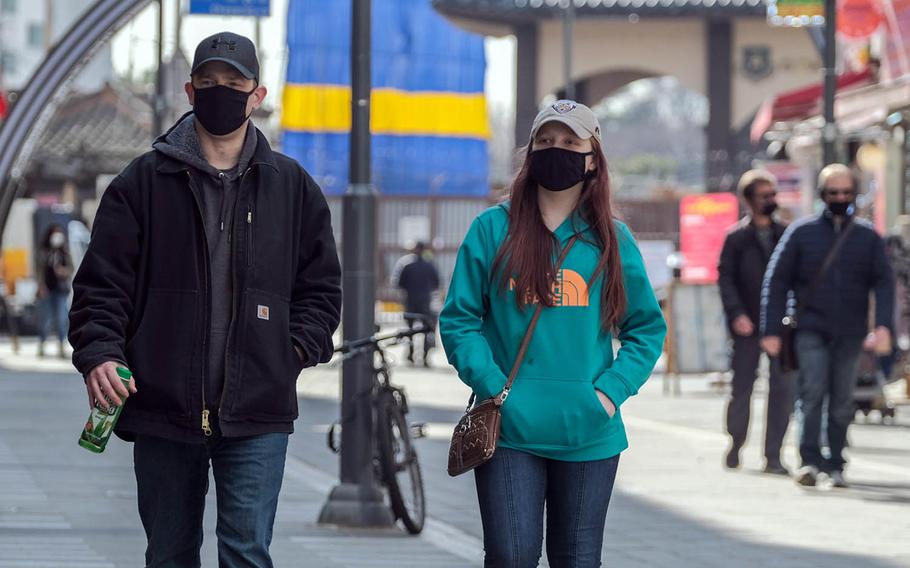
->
<box><xmin>39</xmin><ymin>291</ymin><xmax>68</xmax><ymax>342</ymax></box>
<box><xmin>133</xmin><ymin>431</ymin><xmax>289</xmax><ymax>568</ymax></box>
<box><xmin>474</xmin><ymin>447</ymin><xmax>620</xmax><ymax>568</ymax></box>
<box><xmin>795</xmin><ymin>331</ymin><xmax>864</xmax><ymax>473</ymax></box>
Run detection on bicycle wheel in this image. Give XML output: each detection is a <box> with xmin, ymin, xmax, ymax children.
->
<box><xmin>376</xmin><ymin>387</ymin><xmax>426</xmax><ymax>534</ymax></box>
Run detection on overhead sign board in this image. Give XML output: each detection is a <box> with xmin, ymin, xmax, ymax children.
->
<box><xmin>768</xmin><ymin>0</ymin><xmax>825</xmax><ymax>27</ymax></box>
<box><xmin>189</xmin><ymin>0</ymin><xmax>270</xmax><ymax>17</ymax></box>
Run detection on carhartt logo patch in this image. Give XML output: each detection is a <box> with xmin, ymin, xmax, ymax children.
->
<box><xmin>257</xmin><ymin>305</ymin><xmax>270</xmax><ymax>320</ymax></box>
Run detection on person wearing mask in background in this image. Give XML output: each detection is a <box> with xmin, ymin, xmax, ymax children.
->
<box><xmin>37</xmin><ymin>224</ymin><xmax>73</xmax><ymax>358</ymax></box>
<box><xmin>718</xmin><ymin>170</ymin><xmax>791</xmax><ymax>475</ymax></box>
<box><xmin>395</xmin><ymin>241</ymin><xmax>440</xmax><ymax>366</ymax></box>
<box><xmin>761</xmin><ymin>163</ymin><xmax>894</xmax><ymax>489</ymax></box>
<box><xmin>68</xmin><ymin>32</ymin><xmax>342</xmax><ymax>566</ymax></box>
<box><xmin>440</xmin><ymin>101</ymin><xmax>666</xmax><ymax>566</ymax></box>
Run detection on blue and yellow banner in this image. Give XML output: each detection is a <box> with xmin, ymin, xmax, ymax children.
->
<box><xmin>281</xmin><ymin>0</ymin><xmax>490</xmax><ymax>196</ymax></box>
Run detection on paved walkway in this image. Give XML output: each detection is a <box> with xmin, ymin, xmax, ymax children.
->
<box><xmin>1</xmin><ymin>337</ymin><xmax>909</xmax><ymax>567</ymax></box>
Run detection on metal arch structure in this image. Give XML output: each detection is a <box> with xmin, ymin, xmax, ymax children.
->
<box><xmin>0</xmin><ymin>0</ymin><xmax>153</xmax><ymax>247</ymax></box>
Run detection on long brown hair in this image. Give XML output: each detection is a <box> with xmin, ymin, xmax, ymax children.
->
<box><xmin>491</xmin><ymin>138</ymin><xmax>626</xmax><ymax>332</ymax></box>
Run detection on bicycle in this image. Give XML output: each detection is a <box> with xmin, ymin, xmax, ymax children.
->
<box><xmin>327</xmin><ymin>323</ymin><xmax>429</xmax><ymax>534</ymax></box>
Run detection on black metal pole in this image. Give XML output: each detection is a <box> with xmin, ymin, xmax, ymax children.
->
<box><xmin>318</xmin><ymin>0</ymin><xmax>392</xmax><ymax>528</ymax></box>
<box><xmin>153</xmin><ymin>0</ymin><xmax>165</xmax><ymax>138</ymax></box>
<box><xmin>175</xmin><ymin>0</ymin><xmax>183</xmax><ymax>59</ymax></box>
<box><xmin>822</xmin><ymin>0</ymin><xmax>837</xmax><ymax>165</ymax></box>
<box><xmin>563</xmin><ymin>1</ymin><xmax>574</xmax><ymax>100</ymax></box>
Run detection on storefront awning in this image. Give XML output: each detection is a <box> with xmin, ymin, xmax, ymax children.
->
<box><xmin>750</xmin><ymin>69</ymin><xmax>873</xmax><ymax>144</ymax></box>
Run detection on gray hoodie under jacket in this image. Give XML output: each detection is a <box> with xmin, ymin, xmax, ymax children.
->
<box><xmin>152</xmin><ymin>114</ymin><xmax>257</xmax><ymax>413</ymax></box>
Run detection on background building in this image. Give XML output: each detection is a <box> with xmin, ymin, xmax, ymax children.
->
<box><xmin>0</xmin><ymin>0</ymin><xmax>113</xmax><ymax>94</ymax></box>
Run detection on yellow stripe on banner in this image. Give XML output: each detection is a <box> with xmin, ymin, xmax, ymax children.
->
<box><xmin>281</xmin><ymin>84</ymin><xmax>490</xmax><ymax>139</ymax></box>
<box><xmin>281</xmin><ymin>84</ymin><xmax>352</xmax><ymax>133</ymax></box>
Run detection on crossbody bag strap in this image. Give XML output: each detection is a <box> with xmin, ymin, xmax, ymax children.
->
<box><xmin>495</xmin><ymin>234</ymin><xmax>579</xmax><ymax>404</ymax></box>
<box><xmin>798</xmin><ymin>219</ymin><xmax>855</xmax><ymax>317</ymax></box>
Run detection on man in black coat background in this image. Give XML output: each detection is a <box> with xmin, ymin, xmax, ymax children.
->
<box><xmin>395</xmin><ymin>242</ymin><xmax>440</xmax><ymax>367</ymax></box>
<box><xmin>718</xmin><ymin>170</ymin><xmax>791</xmax><ymax>475</ymax></box>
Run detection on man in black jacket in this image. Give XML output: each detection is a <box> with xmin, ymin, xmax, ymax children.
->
<box><xmin>761</xmin><ymin>164</ymin><xmax>893</xmax><ymax>489</ymax></box>
<box><xmin>718</xmin><ymin>170</ymin><xmax>790</xmax><ymax>475</ymax></box>
<box><xmin>68</xmin><ymin>33</ymin><xmax>341</xmax><ymax>566</ymax></box>
<box><xmin>395</xmin><ymin>242</ymin><xmax>440</xmax><ymax>366</ymax></box>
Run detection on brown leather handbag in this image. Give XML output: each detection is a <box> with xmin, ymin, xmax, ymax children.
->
<box><xmin>447</xmin><ymin>236</ymin><xmax>578</xmax><ymax>477</ymax></box>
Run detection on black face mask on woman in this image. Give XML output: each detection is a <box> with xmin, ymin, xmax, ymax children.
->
<box><xmin>193</xmin><ymin>84</ymin><xmax>256</xmax><ymax>136</ymax></box>
<box><xmin>529</xmin><ymin>147</ymin><xmax>594</xmax><ymax>192</ymax></box>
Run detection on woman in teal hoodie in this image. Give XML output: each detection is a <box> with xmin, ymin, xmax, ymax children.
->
<box><xmin>440</xmin><ymin>100</ymin><xmax>666</xmax><ymax>567</ymax></box>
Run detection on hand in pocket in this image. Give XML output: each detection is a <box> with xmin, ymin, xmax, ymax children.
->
<box><xmin>595</xmin><ymin>389</ymin><xmax>616</xmax><ymax>418</ymax></box>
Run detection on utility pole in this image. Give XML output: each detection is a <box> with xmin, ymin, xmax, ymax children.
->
<box><xmin>822</xmin><ymin>0</ymin><xmax>837</xmax><ymax>165</ymax></box>
<box><xmin>175</xmin><ymin>0</ymin><xmax>183</xmax><ymax>57</ymax></box>
<box><xmin>255</xmin><ymin>16</ymin><xmax>263</xmax><ymax>84</ymax></box>
<box><xmin>562</xmin><ymin>0</ymin><xmax>575</xmax><ymax>100</ymax></box>
<box><xmin>153</xmin><ymin>0</ymin><xmax>165</xmax><ymax>138</ymax></box>
<box><xmin>44</xmin><ymin>0</ymin><xmax>53</xmax><ymax>51</ymax></box>
<box><xmin>318</xmin><ymin>0</ymin><xmax>392</xmax><ymax>528</ymax></box>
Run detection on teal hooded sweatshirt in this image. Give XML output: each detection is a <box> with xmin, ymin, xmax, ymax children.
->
<box><xmin>439</xmin><ymin>204</ymin><xmax>667</xmax><ymax>461</ymax></box>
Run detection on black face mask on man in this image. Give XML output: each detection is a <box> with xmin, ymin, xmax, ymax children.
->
<box><xmin>760</xmin><ymin>202</ymin><xmax>778</xmax><ymax>216</ymax></box>
<box><xmin>529</xmin><ymin>147</ymin><xmax>594</xmax><ymax>192</ymax></box>
<box><xmin>827</xmin><ymin>201</ymin><xmax>853</xmax><ymax>216</ymax></box>
<box><xmin>193</xmin><ymin>84</ymin><xmax>255</xmax><ymax>136</ymax></box>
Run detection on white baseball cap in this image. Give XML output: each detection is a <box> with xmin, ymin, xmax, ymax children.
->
<box><xmin>529</xmin><ymin>100</ymin><xmax>602</xmax><ymax>143</ymax></box>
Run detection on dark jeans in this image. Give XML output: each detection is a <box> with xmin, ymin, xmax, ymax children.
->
<box><xmin>794</xmin><ymin>331</ymin><xmax>864</xmax><ymax>473</ymax></box>
<box><xmin>39</xmin><ymin>291</ymin><xmax>68</xmax><ymax>342</ymax></box>
<box><xmin>725</xmin><ymin>334</ymin><xmax>793</xmax><ymax>461</ymax></box>
<box><xmin>133</xmin><ymin>431</ymin><xmax>289</xmax><ymax>568</ymax></box>
<box><xmin>474</xmin><ymin>447</ymin><xmax>620</xmax><ymax>568</ymax></box>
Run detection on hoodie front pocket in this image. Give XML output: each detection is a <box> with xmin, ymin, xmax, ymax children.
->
<box><xmin>588</xmin><ymin>384</ymin><xmax>614</xmax><ymax>419</ymax></box>
<box><xmin>500</xmin><ymin>378</ymin><xmax>611</xmax><ymax>449</ymax></box>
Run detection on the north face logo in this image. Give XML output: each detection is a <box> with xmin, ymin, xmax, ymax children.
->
<box><xmin>509</xmin><ymin>269</ymin><xmax>589</xmax><ymax>307</ymax></box>
<box><xmin>552</xmin><ymin>269</ymin><xmax>589</xmax><ymax>307</ymax></box>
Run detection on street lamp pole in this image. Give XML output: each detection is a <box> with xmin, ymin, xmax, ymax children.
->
<box><xmin>318</xmin><ymin>0</ymin><xmax>393</xmax><ymax>528</ymax></box>
<box><xmin>153</xmin><ymin>0</ymin><xmax>165</xmax><ymax>138</ymax></box>
<box><xmin>822</xmin><ymin>0</ymin><xmax>837</xmax><ymax>165</ymax></box>
<box><xmin>563</xmin><ymin>0</ymin><xmax>575</xmax><ymax>100</ymax></box>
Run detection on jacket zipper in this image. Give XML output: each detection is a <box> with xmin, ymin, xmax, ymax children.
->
<box><xmin>221</xmin><ymin>166</ymin><xmax>253</xmax><ymax>419</ymax></box>
<box><xmin>185</xmin><ymin>170</ymin><xmax>214</xmax><ymax>437</ymax></box>
<box><xmin>247</xmin><ymin>204</ymin><xmax>253</xmax><ymax>266</ymax></box>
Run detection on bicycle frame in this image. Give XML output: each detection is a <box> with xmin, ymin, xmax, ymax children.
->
<box><xmin>326</xmin><ymin>323</ymin><xmax>429</xmax><ymax>533</ymax></box>
<box><xmin>327</xmin><ymin>324</ymin><xmax>424</xmax><ymax>450</ymax></box>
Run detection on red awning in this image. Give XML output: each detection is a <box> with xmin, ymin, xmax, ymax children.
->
<box><xmin>750</xmin><ymin>69</ymin><xmax>873</xmax><ymax>144</ymax></box>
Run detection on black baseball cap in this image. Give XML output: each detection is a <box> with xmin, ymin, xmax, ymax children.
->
<box><xmin>191</xmin><ymin>32</ymin><xmax>259</xmax><ymax>82</ymax></box>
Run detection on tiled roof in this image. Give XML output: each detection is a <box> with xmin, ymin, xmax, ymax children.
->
<box><xmin>433</xmin><ymin>0</ymin><xmax>766</xmax><ymax>22</ymax></box>
<box><xmin>30</xmin><ymin>82</ymin><xmax>152</xmax><ymax>177</ymax></box>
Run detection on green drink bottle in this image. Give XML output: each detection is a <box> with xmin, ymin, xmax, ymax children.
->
<box><xmin>78</xmin><ymin>367</ymin><xmax>132</xmax><ymax>453</ymax></box>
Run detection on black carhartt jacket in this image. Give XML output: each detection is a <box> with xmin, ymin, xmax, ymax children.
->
<box><xmin>69</xmin><ymin>125</ymin><xmax>341</xmax><ymax>442</ymax></box>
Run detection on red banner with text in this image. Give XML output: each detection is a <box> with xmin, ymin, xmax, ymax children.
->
<box><xmin>679</xmin><ymin>193</ymin><xmax>740</xmax><ymax>284</ymax></box>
